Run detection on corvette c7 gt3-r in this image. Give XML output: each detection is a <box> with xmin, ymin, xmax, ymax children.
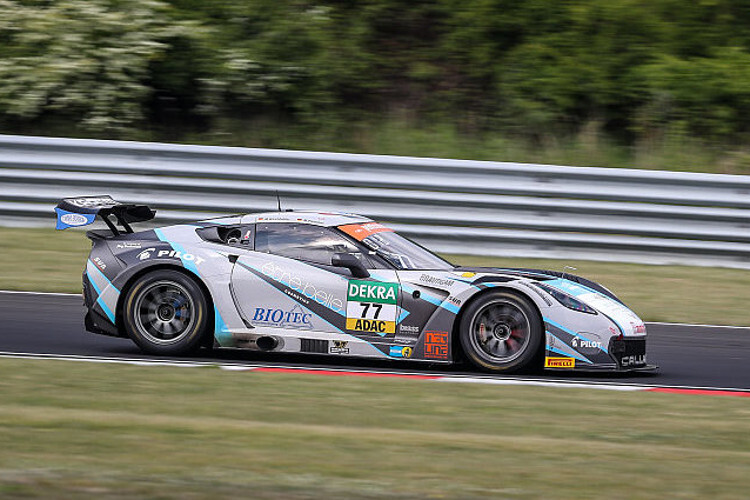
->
<box><xmin>56</xmin><ymin>196</ymin><xmax>654</xmax><ymax>373</ymax></box>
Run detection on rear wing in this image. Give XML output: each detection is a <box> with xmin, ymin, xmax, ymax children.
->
<box><xmin>55</xmin><ymin>195</ymin><xmax>155</xmax><ymax>235</ymax></box>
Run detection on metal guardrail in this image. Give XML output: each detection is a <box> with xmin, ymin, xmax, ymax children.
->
<box><xmin>1</xmin><ymin>134</ymin><xmax>749</xmax><ymax>268</ymax></box>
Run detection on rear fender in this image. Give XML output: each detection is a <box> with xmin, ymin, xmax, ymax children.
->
<box><xmin>113</xmin><ymin>260</ymin><xmax>215</xmax><ymax>339</ymax></box>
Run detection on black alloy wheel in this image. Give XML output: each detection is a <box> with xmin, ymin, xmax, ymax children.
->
<box><xmin>459</xmin><ymin>290</ymin><xmax>543</xmax><ymax>372</ymax></box>
<box><xmin>123</xmin><ymin>269</ymin><xmax>209</xmax><ymax>355</ymax></box>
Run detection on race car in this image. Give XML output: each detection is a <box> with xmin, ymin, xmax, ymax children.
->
<box><xmin>56</xmin><ymin>195</ymin><xmax>654</xmax><ymax>373</ymax></box>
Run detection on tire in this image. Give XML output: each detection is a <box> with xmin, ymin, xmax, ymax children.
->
<box><xmin>459</xmin><ymin>290</ymin><xmax>543</xmax><ymax>373</ymax></box>
<box><xmin>123</xmin><ymin>269</ymin><xmax>209</xmax><ymax>355</ymax></box>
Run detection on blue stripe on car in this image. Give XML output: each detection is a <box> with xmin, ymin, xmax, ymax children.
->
<box><xmin>86</xmin><ymin>263</ymin><xmax>118</xmax><ymax>323</ymax></box>
<box><xmin>546</xmin><ymin>344</ymin><xmax>592</xmax><ymax>364</ymax></box>
<box><xmin>544</xmin><ymin>278</ymin><xmax>628</xmax><ymax>335</ymax></box>
<box><xmin>543</xmin><ymin>317</ymin><xmax>608</xmax><ymax>353</ymax></box>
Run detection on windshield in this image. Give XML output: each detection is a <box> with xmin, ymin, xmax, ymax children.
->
<box><xmin>338</xmin><ymin>222</ymin><xmax>453</xmax><ymax>270</ymax></box>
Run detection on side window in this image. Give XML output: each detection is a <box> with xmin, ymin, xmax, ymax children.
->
<box><xmin>236</xmin><ymin>225</ymin><xmax>255</xmax><ymax>247</ymax></box>
<box><xmin>195</xmin><ymin>225</ymin><xmax>254</xmax><ymax>248</ymax></box>
<box><xmin>255</xmin><ymin>223</ymin><xmax>369</xmax><ymax>266</ymax></box>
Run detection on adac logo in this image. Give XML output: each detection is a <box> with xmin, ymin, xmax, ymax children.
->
<box><xmin>136</xmin><ymin>248</ymin><xmax>157</xmax><ymax>261</ymax></box>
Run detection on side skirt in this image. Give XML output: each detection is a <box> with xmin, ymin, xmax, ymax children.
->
<box><xmin>224</xmin><ymin>329</ymin><xmax>450</xmax><ymax>364</ymax></box>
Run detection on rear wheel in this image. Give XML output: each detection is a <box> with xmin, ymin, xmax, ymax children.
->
<box><xmin>459</xmin><ymin>290</ymin><xmax>543</xmax><ymax>372</ymax></box>
<box><xmin>123</xmin><ymin>270</ymin><xmax>209</xmax><ymax>355</ymax></box>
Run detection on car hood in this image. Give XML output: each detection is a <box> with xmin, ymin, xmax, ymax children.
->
<box><xmin>454</xmin><ymin>266</ymin><xmax>646</xmax><ymax>337</ymax></box>
<box><xmin>454</xmin><ymin>266</ymin><xmax>620</xmax><ymax>300</ymax></box>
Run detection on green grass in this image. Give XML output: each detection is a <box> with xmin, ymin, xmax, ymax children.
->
<box><xmin>0</xmin><ymin>227</ymin><xmax>91</xmax><ymax>294</ymax></box>
<box><xmin>21</xmin><ymin>118</ymin><xmax>749</xmax><ymax>174</ymax></box>
<box><xmin>1</xmin><ymin>227</ymin><xmax>749</xmax><ymax>326</ymax></box>
<box><xmin>0</xmin><ymin>358</ymin><xmax>748</xmax><ymax>498</ymax></box>
<box><xmin>181</xmin><ymin>119</ymin><xmax>750</xmax><ymax>175</ymax></box>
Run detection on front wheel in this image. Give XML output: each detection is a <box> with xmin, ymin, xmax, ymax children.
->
<box><xmin>123</xmin><ymin>270</ymin><xmax>209</xmax><ymax>355</ymax></box>
<box><xmin>459</xmin><ymin>290</ymin><xmax>543</xmax><ymax>373</ymax></box>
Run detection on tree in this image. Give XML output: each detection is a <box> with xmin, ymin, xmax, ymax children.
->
<box><xmin>0</xmin><ymin>0</ymin><xmax>193</xmax><ymax>133</ymax></box>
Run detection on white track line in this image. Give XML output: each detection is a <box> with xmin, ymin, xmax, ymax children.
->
<box><xmin>1</xmin><ymin>350</ymin><xmax>748</xmax><ymax>394</ymax></box>
<box><xmin>646</xmin><ymin>321</ymin><xmax>750</xmax><ymax>330</ymax></box>
<box><xmin>0</xmin><ymin>290</ymin><xmax>81</xmax><ymax>297</ymax></box>
<box><xmin>432</xmin><ymin>377</ymin><xmax>645</xmax><ymax>391</ymax></box>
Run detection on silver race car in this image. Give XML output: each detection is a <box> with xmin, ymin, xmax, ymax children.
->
<box><xmin>56</xmin><ymin>196</ymin><xmax>654</xmax><ymax>373</ymax></box>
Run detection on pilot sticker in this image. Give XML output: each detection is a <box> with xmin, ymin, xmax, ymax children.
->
<box><xmin>346</xmin><ymin>280</ymin><xmax>398</xmax><ymax>336</ymax></box>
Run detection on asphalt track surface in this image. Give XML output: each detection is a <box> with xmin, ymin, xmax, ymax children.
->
<box><xmin>2</xmin><ymin>291</ymin><xmax>749</xmax><ymax>391</ymax></box>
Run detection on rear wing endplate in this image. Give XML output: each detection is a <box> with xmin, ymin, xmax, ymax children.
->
<box><xmin>55</xmin><ymin>195</ymin><xmax>155</xmax><ymax>235</ymax></box>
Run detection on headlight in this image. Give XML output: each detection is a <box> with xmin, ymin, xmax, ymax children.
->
<box><xmin>535</xmin><ymin>283</ymin><xmax>598</xmax><ymax>315</ymax></box>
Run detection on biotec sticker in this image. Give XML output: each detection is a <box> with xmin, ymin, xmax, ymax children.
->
<box><xmin>346</xmin><ymin>280</ymin><xmax>398</xmax><ymax>335</ymax></box>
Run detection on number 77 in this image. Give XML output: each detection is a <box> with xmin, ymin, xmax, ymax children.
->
<box><xmin>359</xmin><ymin>303</ymin><xmax>383</xmax><ymax>319</ymax></box>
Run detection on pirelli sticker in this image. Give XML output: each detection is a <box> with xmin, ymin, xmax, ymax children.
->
<box><xmin>346</xmin><ymin>280</ymin><xmax>398</xmax><ymax>336</ymax></box>
<box><xmin>545</xmin><ymin>357</ymin><xmax>576</xmax><ymax>369</ymax></box>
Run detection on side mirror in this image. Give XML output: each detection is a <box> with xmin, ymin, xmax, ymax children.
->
<box><xmin>331</xmin><ymin>253</ymin><xmax>370</xmax><ymax>278</ymax></box>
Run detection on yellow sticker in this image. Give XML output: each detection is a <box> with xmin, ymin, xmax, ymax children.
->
<box><xmin>461</xmin><ymin>272</ymin><xmax>476</xmax><ymax>278</ymax></box>
<box><xmin>544</xmin><ymin>357</ymin><xmax>575</xmax><ymax>369</ymax></box>
<box><xmin>345</xmin><ymin>318</ymin><xmax>396</xmax><ymax>335</ymax></box>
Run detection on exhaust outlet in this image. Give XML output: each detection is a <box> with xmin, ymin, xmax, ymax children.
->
<box><xmin>256</xmin><ymin>336</ymin><xmax>278</xmax><ymax>351</ymax></box>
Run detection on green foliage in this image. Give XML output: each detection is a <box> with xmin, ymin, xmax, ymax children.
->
<box><xmin>3</xmin><ymin>0</ymin><xmax>750</xmax><ymax>156</ymax></box>
<box><xmin>0</xmin><ymin>0</ymin><xmax>194</xmax><ymax>134</ymax></box>
<box><xmin>638</xmin><ymin>47</ymin><xmax>750</xmax><ymax>139</ymax></box>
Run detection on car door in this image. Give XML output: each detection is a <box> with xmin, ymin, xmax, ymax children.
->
<box><xmin>229</xmin><ymin>222</ymin><xmax>402</xmax><ymax>343</ymax></box>
<box><xmin>393</xmin><ymin>269</ymin><xmax>459</xmax><ymax>361</ymax></box>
